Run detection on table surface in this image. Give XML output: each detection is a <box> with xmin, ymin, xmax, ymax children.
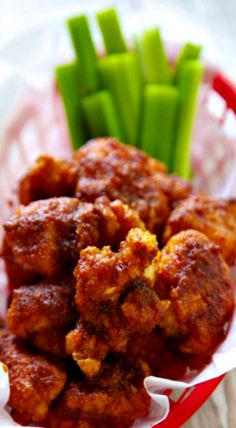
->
<box><xmin>184</xmin><ymin>369</ymin><xmax>236</xmax><ymax>428</ymax></box>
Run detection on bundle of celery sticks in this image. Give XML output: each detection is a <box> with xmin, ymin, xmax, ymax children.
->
<box><xmin>56</xmin><ymin>8</ymin><xmax>203</xmax><ymax>179</ymax></box>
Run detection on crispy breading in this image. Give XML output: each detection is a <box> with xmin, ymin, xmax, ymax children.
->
<box><xmin>72</xmin><ymin>138</ymin><xmax>170</xmax><ymax>235</ymax></box>
<box><xmin>69</xmin><ymin>229</ymin><xmax>159</xmax><ymax>372</ymax></box>
<box><xmin>3</xmin><ymin>198</ymin><xmax>82</xmax><ymax>279</ymax></box>
<box><xmin>75</xmin><ymin>228</ymin><xmax>158</xmax><ymax>308</ymax></box>
<box><xmin>0</xmin><ymin>331</ymin><xmax>66</xmax><ymax>423</ymax></box>
<box><xmin>31</xmin><ymin>328</ymin><xmax>68</xmax><ymax>357</ymax></box>
<box><xmin>163</xmin><ymin>194</ymin><xmax>236</xmax><ymax>265</ymax></box>
<box><xmin>156</xmin><ymin>230</ymin><xmax>234</xmax><ymax>357</ymax></box>
<box><xmin>3</xmin><ymin>197</ymin><xmax>144</xmax><ymax>287</ymax></box>
<box><xmin>7</xmin><ymin>277</ymin><xmax>76</xmax><ymax>338</ymax></box>
<box><xmin>126</xmin><ymin>330</ymin><xmax>187</xmax><ymax>380</ymax></box>
<box><xmin>66</xmin><ymin>322</ymin><xmax>109</xmax><ymax>377</ymax></box>
<box><xmin>153</xmin><ymin>173</ymin><xmax>193</xmax><ymax>208</ymax></box>
<box><xmin>19</xmin><ymin>154</ymin><xmax>77</xmax><ymax>205</ymax></box>
<box><xmin>49</xmin><ymin>358</ymin><xmax>150</xmax><ymax>428</ymax></box>
<box><xmin>121</xmin><ymin>281</ymin><xmax>162</xmax><ymax>331</ymax></box>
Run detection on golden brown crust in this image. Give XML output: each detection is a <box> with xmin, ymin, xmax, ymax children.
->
<box><xmin>19</xmin><ymin>154</ymin><xmax>77</xmax><ymax>205</ymax></box>
<box><xmin>68</xmin><ymin>229</ymin><xmax>159</xmax><ymax>372</ymax></box>
<box><xmin>0</xmin><ymin>331</ymin><xmax>67</xmax><ymax>423</ymax></box>
<box><xmin>72</xmin><ymin>138</ymin><xmax>170</xmax><ymax>235</ymax></box>
<box><xmin>7</xmin><ymin>277</ymin><xmax>76</xmax><ymax>339</ymax></box>
<box><xmin>156</xmin><ymin>230</ymin><xmax>235</xmax><ymax>357</ymax></box>
<box><xmin>49</xmin><ymin>358</ymin><xmax>150</xmax><ymax>428</ymax></box>
<box><xmin>163</xmin><ymin>194</ymin><xmax>236</xmax><ymax>265</ymax></box>
<box><xmin>3</xmin><ymin>196</ymin><xmax>144</xmax><ymax>288</ymax></box>
<box><xmin>66</xmin><ymin>323</ymin><xmax>109</xmax><ymax>377</ymax></box>
<box><xmin>3</xmin><ymin>198</ymin><xmax>82</xmax><ymax>279</ymax></box>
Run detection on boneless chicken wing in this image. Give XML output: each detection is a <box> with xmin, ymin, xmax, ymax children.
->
<box><xmin>3</xmin><ymin>198</ymin><xmax>82</xmax><ymax>281</ymax></box>
<box><xmin>156</xmin><ymin>230</ymin><xmax>234</xmax><ymax>358</ymax></box>
<box><xmin>19</xmin><ymin>154</ymin><xmax>77</xmax><ymax>205</ymax></box>
<box><xmin>72</xmin><ymin>138</ymin><xmax>170</xmax><ymax>235</ymax></box>
<box><xmin>0</xmin><ymin>331</ymin><xmax>66</xmax><ymax>424</ymax></box>
<box><xmin>68</xmin><ymin>228</ymin><xmax>161</xmax><ymax>373</ymax></box>
<box><xmin>49</xmin><ymin>358</ymin><xmax>150</xmax><ymax>428</ymax></box>
<box><xmin>75</xmin><ymin>228</ymin><xmax>158</xmax><ymax>311</ymax></box>
<box><xmin>7</xmin><ymin>277</ymin><xmax>76</xmax><ymax>339</ymax></box>
<box><xmin>3</xmin><ymin>196</ymin><xmax>143</xmax><ymax>287</ymax></box>
<box><xmin>163</xmin><ymin>194</ymin><xmax>236</xmax><ymax>265</ymax></box>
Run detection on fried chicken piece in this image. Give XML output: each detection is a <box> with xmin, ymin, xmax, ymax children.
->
<box><xmin>0</xmin><ymin>330</ymin><xmax>67</xmax><ymax>424</ymax></box>
<box><xmin>32</xmin><ymin>328</ymin><xmax>68</xmax><ymax>357</ymax></box>
<box><xmin>7</xmin><ymin>277</ymin><xmax>76</xmax><ymax>339</ymax></box>
<box><xmin>121</xmin><ymin>281</ymin><xmax>162</xmax><ymax>331</ymax></box>
<box><xmin>2</xmin><ymin>198</ymin><xmax>82</xmax><ymax>280</ymax></box>
<box><xmin>3</xmin><ymin>197</ymin><xmax>143</xmax><ymax>288</ymax></box>
<box><xmin>74</xmin><ymin>196</ymin><xmax>144</xmax><ymax>253</ymax></box>
<box><xmin>66</xmin><ymin>322</ymin><xmax>109</xmax><ymax>377</ymax></box>
<box><xmin>72</xmin><ymin>138</ymin><xmax>170</xmax><ymax>235</ymax></box>
<box><xmin>153</xmin><ymin>173</ymin><xmax>193</xmax><ymax>208</ymax></box>
<box><xmin>49</xmin><ymin>358</ymin><xmax>150</xmax><ymax>428</ymax></box>
<box><xmin>156</xmin><ymin>230</ymin><xmax>234</xmax><ymax>358</ymax></box>
<box><xmin>163</xmin><ymin>194</ymin><xmax>236</xmax><ymax>265</ymax></box>
<box><xmin>69</xmin><ymin>229</ymin><xmax>159</xmax><ymax>371</ymax></box>
<box><xmin>126</xmin><ymin>330</ymin><xmax>187</xmax><ymax>380</ymax></box>
<box><xmin>19</xmin><ymin>154</ymin><xmax>77</xmax><ymax>205</ymax></box>
<box><xmin>75</xmin><ymin>228</ymin><xmax>158</xmax><ymax>309</ymax></box>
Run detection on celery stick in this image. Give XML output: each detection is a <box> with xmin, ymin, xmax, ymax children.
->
<box><xmin>138</xmin><ymin>28</ymin><xmax>170</xmax><ymax>84</ymax></box>
<box><xmin>96</xmin><ymin>8</ymin><xmax>127</xmax><ymax>54</ymax></box>
<box><xmin>140</xmin><ymin>85</ymin><xmax>179</xmax><ymax>168</ymax></box>
<box><xmin>67</xmin><ymin>15</ymin><xmax>98</xmax><ymax>94</ymax></box>
<box><xmin>55</xmin><ymin>62</ymin><xmax>86</xmax><ymax>149</ymax></box>
<box><xmin>173</xmin><ymin>42</ymin><xmax>202</xmax><ymax>83</ymax></box>
<box><xmin>172</xmin><ymin>60</ymin><xmax>203</xmax><ymax>178</ymax></box>
<box><xmin>98</xmin><ymin>52</ymin><xmax>142</xmax><ymax>146</ymax></box>
<box><xmin>82</xmin><ymin>90</ymin><xmax>123</xmax><ymax>139</ymax></box>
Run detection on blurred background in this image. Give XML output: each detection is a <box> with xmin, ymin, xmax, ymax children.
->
<box><xmin>0</xmin><ymin>0</ymin><xmax>236</xmax><ymax>80</ymax></box>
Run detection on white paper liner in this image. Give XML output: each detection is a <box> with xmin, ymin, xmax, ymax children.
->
<box><xmin>1</xmin><ymin>5</ymin><xmax>236</xmax><ymax>427</ymax></box>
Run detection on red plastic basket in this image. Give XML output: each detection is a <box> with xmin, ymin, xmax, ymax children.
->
<box><xmin>154</xmin><ymin>71</ymin><xmax>236</xmax><ymax>427</ymax></box>
<box><xmin>0</xmin><ymin>70</ymin><xmax>236</xmax><ymax>427</ymax></box>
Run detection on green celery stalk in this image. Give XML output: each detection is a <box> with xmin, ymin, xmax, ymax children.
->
<box><xmin>172</xmin><ymin>59</ymin><xmax>203</xmax><ymax>178</ymax></box>
<box><xmin>137</xmin><ymin>28</ymin><xmax>170</xmax><ymax>84</ymax></box>
<box><xmin>98</xmin><ymin>52</ymin><xmax>142</xmax><ymax>146</ymax></box>
<box><xmin>67</xmin><ymin>15</ymin><xmax>98</xmax><ymax>94</ymax></box>
<box><xmin>173</xmin><ymin>42</ymin><xmax>202</xmax><ymax>83</ymax></box>
<box><xmin>55</xmin><ymin>62</ymin><xmax>86</xmax><ymax>149</ymax></box>
<box><xmin>82</xmin><ymin>90</ymin><xmax>123</xmax><ymax>139</ymax></box>
<box><xmin>140</xmin><ymin>85</ymin><xmax>179</xmax><ymax>169</ymax></box>
<box><xmin>96</xmin><ymin>8</ymin><xmax>127</xmax><ymax>54</ymax></box>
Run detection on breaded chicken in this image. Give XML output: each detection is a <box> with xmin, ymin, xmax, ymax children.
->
<box><xmin>49</xmin><ymin>358</ymin><xmax>150</xmax><ymax>428</ymax></box>
<box><xmin>66</xmin><ymin>322</ymin><xmax>109</xmax><ymax>377</ymax></box>
<box><xmin>126</xmin><ymin>330</ymin><xmax>187</xmax><ymax>380</ymax></box>
<box><xmin>72</xmin><ymin>138</ymin><xmax>170</xmax><ymax>235</ymax></box>
<box><xmin>3</xmin><ymin>198</ymin><xmax>82</xmax><ymax>280</ymax></box>
<box><xmin>153</xmin><ymin>173</ymin><xmax>193</xmax><ymax>208</ymax></box>
<box><xmin>156</xmin><ymin>230</ymin><xmax>234</xmax><ymax>358</ymax></box>
<box><xmin>69</xmin><ymin>229</ymin><xmax>160</xmax><ymax>372</ymax></box>
<box><xmin>163</xmin><ymin>194</ymin><xmax>236</xmax><ymax>265</ymax></box>
<box><xmin>19</xmin><ymin>154</ymin><xmax>77</xmax><ymax>205</ymax></box>
<box><xmin>75</xmin><ymin>228</ymin><xmax>158</xmax><ymax>309</ymax></box>
<box><xmin>121</xmin><ymin>281</ymin><xmax>162</xmax><ymax>331</ymax></box>
<box><xmin>3</xmin><ymin>197</ymin><xmax>143</xmax><ymax>288</ymax></box>
<box><xmin>31</xmin><ymin>328</ymin><xmax>68</xmax><ymax>357</ymax></box>
<box><xmin>7</xmin><ymin>277</ymin><xmax>76</xmax><ymax>338</ymax></box>
<box><xmin>0</xmin><ymin>330</ymin><xmax>66</xmax><ymax>424</ymax></box>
